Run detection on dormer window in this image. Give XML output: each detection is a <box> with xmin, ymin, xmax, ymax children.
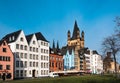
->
<box><xmin>12</xmin><ymin>36</ymin><xmax>15</xmax><ymax>40</ymax></box>
<box><xmin>20</xmin><ymin>37</ymin><xmax>24</xmax><ymax>42</ymax></box>
<box><xmin>9</xmin><ymin>37</ymin><xmax>11</xmax><ymax>41</ymax></box>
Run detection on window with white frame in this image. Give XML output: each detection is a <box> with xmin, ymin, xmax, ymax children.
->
<box><xmin>24</xmin><ymin>53</ymin><xmax>27</xmax><ymax>59</ymax></box>
<box><xmin>20</xmin><ymin>45</ymin><xmax>23</xmax><ymax>50</ymax></box>
<box><xmin>24</xmin><ymin>45</ymin><xmax>27</xmax><ymax>51</ymax></box>
<box><xmin>20</xmin><ymin>53</ymin><xmax>23</xmax><ymax>58</ymax></box>
<box><xmin>33</xmin><ymin>41</ymin><xmax>35</xmax><ymax>44</ymax></box>
<box><xmin>16</xmin><ymin>61</ymin><xmax>19</xmax><ymax>67</ymax></box>
<box><xmin>20</xmin><ymin>37</ymin><xmax>24</xmax><ymax>42</ymax></box>
<box><xmin>16</xmin><ymin>44</ymin><xmax>19</xmax><ymax>49</ymax></box>
<box><xmin>16</xmin><ymin>52</ymin><xmax>19</xmax><ymax>58</ymax></box>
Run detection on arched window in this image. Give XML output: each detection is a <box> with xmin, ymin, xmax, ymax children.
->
<box><xmin>20</xmin><ymin>37</ymin><xmax>24</xmax><ymax>42</ymax></box>
<box><xmin>33</xmin><ymin>41</ymin><xmax>35</xmax><ymax>44</ymax></box>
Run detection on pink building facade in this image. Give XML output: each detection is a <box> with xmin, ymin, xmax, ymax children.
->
<box><xmin>0</xmin><ymin>40</ymin><xmax>14</xmax><ymax>80</ymax></box>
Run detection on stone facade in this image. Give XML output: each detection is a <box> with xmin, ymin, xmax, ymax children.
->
<box><xmin>67</xmin><ymin>21</ymin><xmax>85</xmax><ymax>70</ymax></box>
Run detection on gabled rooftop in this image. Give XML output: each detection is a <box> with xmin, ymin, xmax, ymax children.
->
<box><xmin>2</xmin><ymin>30</ymin><xmax>22</xmax><ymax>43</ymax></box>
<box><xmin>26</xmin><ymin>34</ymin><xmax>34</xmax><ymax>44</ymax></box>
<box><xmin>35</xmin><ymin>32</ymin><xmax>48</xmax><ymax>42</ymax></box>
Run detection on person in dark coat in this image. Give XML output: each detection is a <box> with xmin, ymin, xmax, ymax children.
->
<box><xmin>2</xmin><ymin>73</ymin><xmax>6</xmax><ymax>81</ymax></box>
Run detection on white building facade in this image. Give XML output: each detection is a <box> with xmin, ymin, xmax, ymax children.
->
<box><xmin>2</xmin><ymin>30</ymin><xmax>49</xmax><ymax>78</ymax></box>
<box><xmin>91</xmin><ymin>51</ymin><xmax>103</xmax><ymax>74</ymax></box>
<box><xmin>85</xmin><ymin>50</ymin><xmax>103</xmax><ymax>74</ymax></box>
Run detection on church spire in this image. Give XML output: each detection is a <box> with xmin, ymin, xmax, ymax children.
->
<box><xmin>52</xmin><ymin>40</ymin><xmax>55</xmax><ymax>49</ymax></box>
<box><xmin>72</xmin><ymin>20</ymin><xmax>80</xmax><ymax>39</ymax></box>
<box><xmin>57</xmin><ymin>40</ymin><xmax>59</xmax><ymax>50</ymax></box>
<box><xmin>74</xmin><ymin>20</ymin><xmax>78</xmax><ymax>28</ymax></box>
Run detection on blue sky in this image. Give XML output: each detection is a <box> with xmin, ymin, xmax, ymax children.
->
<box><xmin>0</xmin><ymin>0</ymin><xmax>120</xmax><ymax>55</ymax></box>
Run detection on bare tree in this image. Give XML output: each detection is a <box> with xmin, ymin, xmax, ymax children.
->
<box><xmin>102</xmin><ymin>17</ymin><xmax>120</xmax><ymax>76</ymax></box>
<box><xmin>102</xmin><ymin>35</ymin><xmax>120</xmax><ymax>76</ymax></box>
<box><xmin>114</xmin><ymin>16</ymin><xmax>120</xmax><ymax>37</ymax></box>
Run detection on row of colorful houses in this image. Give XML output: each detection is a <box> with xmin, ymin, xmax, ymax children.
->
<box><xmin>0</xmin><ymin>30</ymin><xmax>49</xmax><ymax>80</ymax></box>
<box><xmin>0</xmin><ymin>21</ymin><xmax>104</xmax><ymax>80</ymax></box>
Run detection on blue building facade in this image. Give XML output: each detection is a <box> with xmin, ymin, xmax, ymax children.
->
<box><xmin>63</xmin><ymin>49</ymin><xmax>75</xmax><ymax>70</ymax></box>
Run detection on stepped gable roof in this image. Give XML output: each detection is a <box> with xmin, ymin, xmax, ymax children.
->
<box><xmin>26</xmin><ymin>34</ymin><xmax>34</xmax><ymax>44</ymax></box>
<box><xmin>35</xmin><ymin>32</ymin><xmax>48</xmax><ymax>42</ymax></box>
<box><xmin>61</xmin><ymin>46</ymin><xmax>75</xmax><ymax>55</ymax></box>
<box><xmin>2</xmin><ymin>30</ymin><xmax>22</xmax><ymax>43</ymax></box>
<box><xmin>71</xmin><ymin>20</ymin><xmax>80</xmax><ymax>40</ymax></box>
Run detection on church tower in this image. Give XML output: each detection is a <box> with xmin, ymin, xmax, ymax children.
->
<box><xmin>66</xmin><ymin>20</ymin><xmax>85</xmax><ymax>70</ymax></box>
<box><xmin>67</xmin><ymin>20</ymin><xmax>84</xmax><ymax>49</ymax></box>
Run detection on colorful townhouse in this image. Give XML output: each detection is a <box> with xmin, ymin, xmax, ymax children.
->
<box><xmin>49</xmin><ymin>41</ymin><xmax>63</xmax><ymax>72</ymax></box>
<box><xmin>0</xmin><ymin>40</ymin><xmax>14</xmax><ymax>80</ymax></box>
<box><xmin>62</xmin><ymin>47</ymin><xmax>75</xmax><ymax>70</ymax></box>
<box><xmin>2</xmin><ymin>30</ymin><xmax>49</xmax><ymax>78</ymax></box>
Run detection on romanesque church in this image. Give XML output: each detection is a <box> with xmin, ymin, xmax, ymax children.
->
<box><xmin>62</xmin><ymin>20</ymin><xmax>86</xmax><ymax>71</ymax></box>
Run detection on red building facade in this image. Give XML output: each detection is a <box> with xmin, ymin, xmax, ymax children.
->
<box><xmin>0</xmin><ymin>40</ymin><xmax>14</xmax><ymax>80</ymax></box>
<box><xmin>50</xmin><ymin>54</ymin><xmax>63</xmax><ymax>72</ymax></box>
<box><xmin>49</xmin><ymin>41</ymin><xmax>64</xmax><ymax>72</ymax></box>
